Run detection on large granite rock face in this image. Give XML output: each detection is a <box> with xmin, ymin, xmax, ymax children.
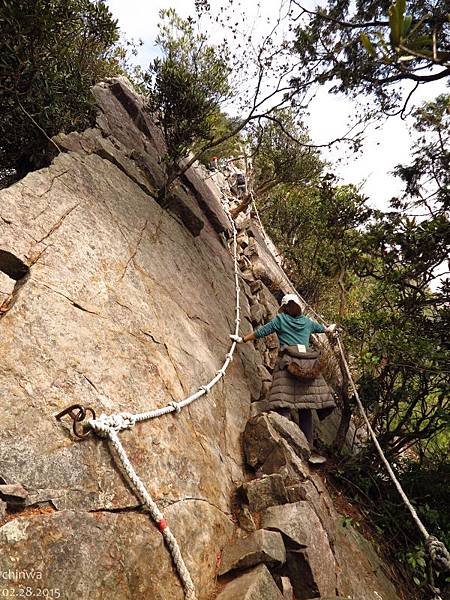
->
<box><xmin>0</xmin><ymin>79</ymin><xmax>253</xmax><ymax>599</ymax></box>
<box><xmin>0</xmin><ymin>78</ymin><xmax>403</xmax><ymax>600</ymax></box>
<box><xmin>0</xmin><ymin>503</ymin><xmax>232</xmax><ymax>600</ymax></box>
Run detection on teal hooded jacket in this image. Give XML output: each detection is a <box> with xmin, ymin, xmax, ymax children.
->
<box><xmin>255</xmin><ymin>313</ymin><xmax>324</xmax><ymax>347</ymax></box>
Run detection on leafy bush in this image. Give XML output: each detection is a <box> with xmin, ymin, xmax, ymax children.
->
<box><xmin>0</xmin><ymin>0</ymin><xmax>126</xmax><ymax>186</ymax></box>
<box><xmin>144</xmin><ymin>9</ymin><xmax>231</xmax><ymax>189</ymax></box>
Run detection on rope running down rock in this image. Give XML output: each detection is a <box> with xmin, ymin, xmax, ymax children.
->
<box><xmin>84</xmin><ymin>202</ymin><xmax>242</xmax><ymax>600</ymax></box>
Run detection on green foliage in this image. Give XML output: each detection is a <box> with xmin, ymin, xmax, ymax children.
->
<box><xmin>255</xmin><ymin>90</ymin><xmax>449</xmax><ymax>594</ymax></box>
<box><xmin>258</xmin><ymin>179</ymin><xmax>371</xmax><ymax>314</ymax></box>
<box><xmin>292</xmin><ymin>1</ymin><xmax>450</xmax><ymax>113</ymax></box>
<box><xmin>197</xmin><ymin>110</ymin><xmax>244</xmax><ymax>165</ymax></box>
<box><xmin>144</xmin><ymin>9</ymin><xmax>231</xmax><ymax>179</ymax></box>
<box><xmin>0</xmin><ymin>0</ymin><xmax>127</xmax><ymax>186</ymax></box>
<box><xmin>394</xmin><ymin>94</ymin><xmax>450</xmax><ymax>216</ymax></box>
<box><xmin>341</xmin><ymin>515</ymin><xmax>354</xmax><ymax>528</ymax></box>
<box><xmin>250</xmin><ymin>109</ymin><xmax>324</xmax><ymax>196</ymax></box>
<box><xmin>340</xmin><ymin>93</ymin><xmax>450</xmax><ymax>461</ymax></box>
<box><xmin>342</xmin><ymin>216</ymin><xmax>449</xmax><ymax>458</ymax></box>
<box><xmin>404</xmin><ymin>544</ymin><xmax>427</xmax><ymax>587</ymax></box>
<box><xmin>365</xmin><ymin>0</ymin><xmax>449</xmax><ymax>71</ymax></box>
<box><xmin>335</xmin><ymin>454</ymin><xmax>450</xmax><ymax>595</ymax></box>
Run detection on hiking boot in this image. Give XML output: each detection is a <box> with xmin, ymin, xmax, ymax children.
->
<box><xmin>308</xmin><ymin>452</ymin><xmax>327</xmax><ymax>465</ymax></box>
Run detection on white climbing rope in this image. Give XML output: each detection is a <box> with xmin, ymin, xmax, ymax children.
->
<box><xmin>83</xmin><ymin>202</ymin><xmax>242</xmax><ymax>600</ymax></box>
<box><xmin>97</xmin><ymin>428</ymin><xmax>197</xmax><ymax>600</ymax></box>
<box><xmin>251</xmin><ymin>196</ymin><xmax>450</xmax><ymax>596</ymax></box>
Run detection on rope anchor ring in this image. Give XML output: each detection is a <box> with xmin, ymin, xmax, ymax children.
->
<box><xmin>55</xmin><ymin>403</ymin><xmax>96</xmax><ymax>438</ymax></box>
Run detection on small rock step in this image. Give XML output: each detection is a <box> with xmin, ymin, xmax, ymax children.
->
<box><xmin>218</xmin><ymin>529</ymin><xmax>286</xmax><ymax>576</ymax></box>
<box><xmin>241</xmin><ymin>474</ymin><xmax>288</xmax><ymax>512</ymax></box>
<box><xmin>216</xmin><ymin>564</ymin><xmax>284</xmax><ymax>600</ymax></box>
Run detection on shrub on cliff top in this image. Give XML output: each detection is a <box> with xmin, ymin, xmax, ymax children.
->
<box><xmin>0</xmin><ymin>0</ymin><xmax>126</xmax><ymax>187</ymax></box>
<box><xmin>144</xmin><ymin>9</ymin><xmax>231</xmax><ymax>190</ymax></box>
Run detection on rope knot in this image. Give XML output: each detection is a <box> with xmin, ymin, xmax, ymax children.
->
<box><xmin>170</xmin><ymin>401</ymin><xmax>182</xmax><ymax>414</ymax></box>
<box><xmin>89</xmin><ymin>412</ymin><xmax>136</xmax><ymax>436</ymax></box>
<box><xmin>199</xmin><ymin>384</ymin><xmax>211</xmax><ymax>395</ymax></box>
<box><xmin>426</xmin><ymin>535</ymin><xmax>450</xmax><ymax>573</ymax></box>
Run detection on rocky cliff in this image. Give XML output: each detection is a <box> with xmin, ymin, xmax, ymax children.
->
<box><xmin>0</xmin><ymin>78</ymin><xmax>402</xmax><ymax>600</ymax></box>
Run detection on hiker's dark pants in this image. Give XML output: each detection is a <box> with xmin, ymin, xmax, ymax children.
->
<box><xmin>276</xmin><ymin>407</ymin><xmax>314</xmax><ymax>447</ymax></box>
<box><xmin>298</xmin><ymin>409</ymin><xmax>313</xmax><ymax>446</ymax></box>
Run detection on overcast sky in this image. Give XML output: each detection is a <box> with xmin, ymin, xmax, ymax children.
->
<box><xmin>106</xmin><ymin>0</ymin><xmax>447</xmax><ymax>210</ymax></box>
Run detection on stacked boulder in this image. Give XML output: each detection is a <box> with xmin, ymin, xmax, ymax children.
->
<box><xmin>216</xmin><ymin>411</ymin><xmax>337</xmax><ymax>600</ymax></box>
<box><xmin>220</xmin><ymin>199</ymin><xmax>359</xmax><ymax>448</ymax></box>
<box><xmin>208</xmin><ymin>166</ymin><xmax>400</xmax><ymax>600</ymax></box>
<box><xmin>216</xmin><ymin>410</ymin><xmax>401</xmax><ymax>600</ymax></box>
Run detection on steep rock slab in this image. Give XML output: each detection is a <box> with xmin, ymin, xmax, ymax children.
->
<box><xmin>0</xmin><ymin>78</ymin><xmax>404</xmax><ymax>600</ymax></box>
<box><xmin>245</xmin><ymin>226</ymin><xmax>291</xmax><ymax>293</ymax></box>
<box><xmin>0</xmin><ymin>501</ymin><xmax>232</xmax><ymax>600</ymax></box>
<box><xmin>97</xmin><ymin>78</ymin><xmax>232</xmax><ymax>237</ymax></box>
<box><xmin>218</xmin><ymin>529</ymin><xmax>286</xmax><ymax>575</ymax></box>
<box><xmin>216</xmin><ymin>564</ymin><xmax>284</xmax><ymax>600</ymax></box>
<box><xmin>0</xmin><ymin>150</ymin><xmax>249</xmax><ymax>513</ymax></box>
<box><xmin>334</xmin><ymin>523</ymin><xmax>401</xmax><ymax>600</ymax></box>
<box><xmin>181</xmin><ymin>160</ymin><xmax>230</xmax><ymax>233</ymax></box>
<box><xmin>0</xmin><ymin>82</ymin><xmax>263</xmax><ymax>599</ymax></box>
<box><xmin>92</xmin><ymin>79</ymin><xmax>205</xmax><ymax>236</ymax></box>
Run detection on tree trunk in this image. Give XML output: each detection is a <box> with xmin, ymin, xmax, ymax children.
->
<box><xmin>332</xmin><ymin>343</ymin><xmax>353</xmax><ymax>452</ymax></box>
<box><xmin>229</xmin><ymin>193</ymin><xmax>252</xmax><ymax>219</ymax></box>
<box><xmin>333</xmin><ymin>393</ymin><xmax>352</xmax><ymax>452</ymax></box>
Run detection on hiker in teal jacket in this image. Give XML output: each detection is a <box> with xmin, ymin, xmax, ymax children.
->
<box><xmin>239</xmin><ymin>293</ymin><xmax>336</xmax><ymax>346</ymax></box>
<box><xmin>232</xmin><ymin>293</ymin><xmax>336</xmax><ymax>462</ymax></box>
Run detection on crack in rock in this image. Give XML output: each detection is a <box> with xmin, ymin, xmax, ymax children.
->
<box><xmin>36</xmin><ymin>203</ymin><xmax>80</xmax><ymax>245</ymax></box>
<box><xmin>89</xmin><ymin>505</ymin><xmax>143</xmax><ymax>515</ymax></box>
<box><xmin>34</xmin><ymin>170</ymin><xmax>70</xmax><ymax>201</ymax></box>
<box><xmin>162</xmin><ymin>496</ymin><xmax>232</xmax><ymax>518</ymax></box>
<box><xmin>39</xmin><ymin>283</ymin><xmax>102</xmax><ymax>316</ymax></box>
<box><xmin>119</xmin><ymin>218</ymin><xmax>148</xmax><ymax>281</ymax></box>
